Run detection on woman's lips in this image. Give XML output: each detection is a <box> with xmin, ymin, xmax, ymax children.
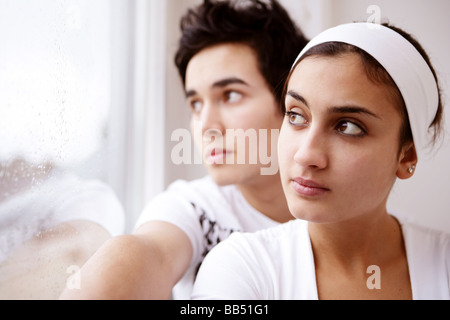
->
<box><xmin>291</xmin><ymin>177</ymin><xmax>330</xmax><ymax>197</ymax></box>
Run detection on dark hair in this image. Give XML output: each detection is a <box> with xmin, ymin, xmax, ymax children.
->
<box><xmin>282</xmin><ymin>23</ymin><xmax>443</xmax><ymax>149</ymax></box>
<box><xmin>174</xmin><ymin>0</ymin><xmax>309</xmax><ymax>106</ymax></box>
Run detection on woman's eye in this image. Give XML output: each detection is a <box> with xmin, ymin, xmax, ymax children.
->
<box><xmin>225</xmin><ymin>91</ymin><xmax>242</xmax><ymax>104</ymax></box>
<box><xmin>287</xmin><ymin>111</ymin><xmax>308</xmax><ymax>127</ymax></box>
<box><xmin>336</xmin><ymin>121</ymin><xmax>365</xmax><ymax>136</ymax></box>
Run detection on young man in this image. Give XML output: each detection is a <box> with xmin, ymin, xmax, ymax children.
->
<box><xmin>59</xmin><ymin>0</ymin><xmax>308</xmax><ymax>300</ymax></box>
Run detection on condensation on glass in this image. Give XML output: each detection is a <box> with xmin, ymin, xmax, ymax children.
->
<box><xmin>0</xmin><ymin>0</ymin><xmax>124</xmax><ymax>299</ymax></box>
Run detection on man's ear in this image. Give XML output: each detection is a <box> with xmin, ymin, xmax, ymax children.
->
<box><xmin>396</xmin><ymin>142</ymin><xmax>418</xmax><ymax>180</ymax></box>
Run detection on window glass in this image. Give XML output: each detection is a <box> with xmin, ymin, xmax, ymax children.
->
<box><xmin>0</xmin><ymin>0</ymin><xmax>125</xmax><ymax>299</ymax></box>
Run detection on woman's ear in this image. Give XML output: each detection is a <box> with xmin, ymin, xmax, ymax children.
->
<box><xmin>396</xmin><ymin>142</ymin><xmax>418</xmax><ymax>180</ymax></box>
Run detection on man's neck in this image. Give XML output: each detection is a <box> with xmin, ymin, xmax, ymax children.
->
<box><xmin>237</xmin><ymin>173</ymin><xmax>293</xmax><ymax>223</ymax></box>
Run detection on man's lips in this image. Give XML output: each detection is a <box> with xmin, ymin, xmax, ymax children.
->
<box><xmin>291</xmin><ymin>177</ymin><xmax>330</xmax><ymax>197</ymax></box>
<box><xmin>204</xmin><ymin>147</ymin><xmax>231</xmax><ymax>164</ymax></box>
<box><xmin>205</xmin><ymin>147</ymin><xmax>228</xmax><ymax>157</ymax></box>
<box><xmin>210</xmin><ymin>148</ymin><xmax>225</xmax><ymax>156</ymax></box>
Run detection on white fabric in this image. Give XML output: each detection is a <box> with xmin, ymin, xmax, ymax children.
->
<box><xmin>135</xmin><ymin>175</ymin><xmax>279</xmax><ymax>299</ymax></box>
<box><xmin>0</xmin><ymin>169</ymin><xmax>125</xmax><ymax>263</ymax></box>
<box><xmin>293</xmin><ymin>22</ymin><xmax>439</xmax><ymax>161</ymax></box>
<box><xmin>192</xmin><ymin>218</ymin><xmax>450</xmax><ymax>300</ymax></box>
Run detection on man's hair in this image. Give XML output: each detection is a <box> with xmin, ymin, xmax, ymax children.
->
<box><xmin>174</xmin><ymin>0</ymin><xmax>308</xmax><ymax>105</ymax></box>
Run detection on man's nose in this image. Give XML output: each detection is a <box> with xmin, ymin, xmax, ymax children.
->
<box><xmin>200</xmin><ymin>101</ymin><xmax>225</xmax><ymax>139</ymax></box>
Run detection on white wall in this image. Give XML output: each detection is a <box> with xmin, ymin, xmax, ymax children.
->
<box><xmin>164</xmin><ymin>0</ymin><xmax>207</xmax><ymax>188</ymax></box>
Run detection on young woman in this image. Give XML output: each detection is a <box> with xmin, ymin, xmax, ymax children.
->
<box><xmin>192</xmin><ymin>22</ymin><xmax>449</xmax><ymax>300</ymax></box>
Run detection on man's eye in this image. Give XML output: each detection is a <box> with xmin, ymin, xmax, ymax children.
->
<box><xmin>286</xmin><ymin>111</ymin><xmax>308</xmax><ymax>126</ymax></box>
<box><xmin>225</xmin><ymin>91</ymin><xmax>242</xmax><ymax>104</ymax></box>
<box><xmin>336</xmin><ymin>121</ymin><xmax>365</xmax><ymax>137</ymax></box>
<box><xmin>190</xmin><ymin>100</ymin><xmax>202</xmax><ymax>113</ymax></box>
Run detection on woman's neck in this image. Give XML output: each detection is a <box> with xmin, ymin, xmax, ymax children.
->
<box><xmin>308</xmin><ymin>210</ymin><xmax>405</xmax><ymax>272</ymax></box>
<box><xmin>308</xmin><ymin>209</ymin><xmax>412</xmax><ymax>300</ymax></box>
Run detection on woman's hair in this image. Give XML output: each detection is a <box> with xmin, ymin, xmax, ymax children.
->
<box><xmin>174</xmin><ymin>0</ymin><xmax>309</xmax><ymax>106</ymax></box>
<box><xmin>282</xmin><ymin>23</ymin><xmax>443</xmax><ymax>150</ymax></box>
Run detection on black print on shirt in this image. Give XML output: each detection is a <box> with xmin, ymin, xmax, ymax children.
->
<box><xmin>191</xmin><ymin>202</ymin><xmax>238</xmax><ymax>275</ymax></box>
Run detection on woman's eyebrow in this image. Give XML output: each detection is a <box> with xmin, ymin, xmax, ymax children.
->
<box><xmin>287</xmin><ymin>90</ymin><xmax>309</xmax><ymax>108</ymax></box>
<box><xmin>287</xmin><ymin>90</ymin><xmax>381</xmax><ymax>119</ymax></box>
<box><xmin>185</xmin><ymin>77</ymin><xmax>249</xmax><ymax>98</ymax></box>
<box><xmin>328</xmin><ymin>106</ymin><xmax>381</xmax><ymax>119</ymax></box>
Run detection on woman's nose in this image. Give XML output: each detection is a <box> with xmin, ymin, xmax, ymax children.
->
<box><xmin>293</xmin><ymin>127</ymin><xmax>328</xmax><ymax>170</ymax></box>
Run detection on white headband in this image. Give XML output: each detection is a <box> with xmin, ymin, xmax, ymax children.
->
<box><xmin>293</xmin><ymin>23</ymin><xmax>439</xmax><ymax>160</ymax></box>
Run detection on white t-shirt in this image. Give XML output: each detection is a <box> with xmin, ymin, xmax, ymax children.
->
<box><xmin>0</xmin><ymin>169</ymin><xmax>125</xmax><ymax>263</ymax></box>
<box><xmin>192</xmin><ymin>218</ymin><xmax>450</xmax><ymax>300</ymax></box>
<box><xmin>135</xmin><ymin>175</ymin><xmax>279</xmax><ymax>299</ymax></box>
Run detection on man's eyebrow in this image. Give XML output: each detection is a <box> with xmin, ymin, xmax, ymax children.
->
<box><xmin>185</xmin><ymin>89</ymin><xmax>197</xmax><ymax>98</ymax></box>
<box><xmin>185</xmin><ymin>77</ymin><xmax>249</xmax><ymax>98</ymax></box>
<box><xmin>212</xmin><ymin>77</ymin><xmax>248</xmax><ymax>88</ymax></box>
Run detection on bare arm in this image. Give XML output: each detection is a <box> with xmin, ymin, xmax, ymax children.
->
<box><xmin>58</xmin><ymin>221</ymin><xmax>193</xmax><ymax>300</ymax></box>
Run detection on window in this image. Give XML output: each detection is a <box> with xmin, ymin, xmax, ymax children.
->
<box><xmin>0</xmin><ymin>0</ymin><xmax>128</xmax><ymax>299</ymax></box>
<box><xmin>0</xmin><ymin>0</ymin><xmax>201</xmax><ymax>299</ymax></box>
